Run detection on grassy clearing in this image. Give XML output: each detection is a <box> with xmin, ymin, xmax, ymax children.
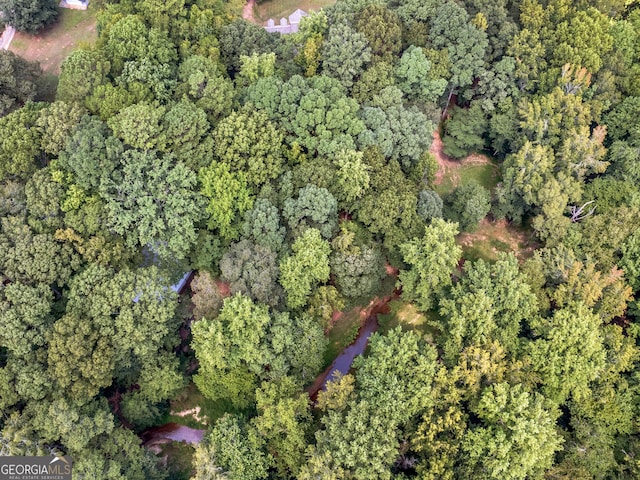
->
<box><xmin>457</xmin><ymin>219</ymin><xmax>539</xmax><ymax>263</ymax></box>
<box><xmin>378</xmin><ymin>300</ymin><xmax>440</xmax><ymax>343</ymax></box>
<box><xmin>434</xmin><ymin>161</ymin><xmax>500</xmax><ymax>197</ymax></box>
<box><xmin>8</xmin><ymin>6</ymin><xmax>97</xmax><ymax>74</ymax></box>
<box><xmin>165</xmin><ymin>383</ymin><xmax>242</xmax><ymax>429</ymax></box>
<box><xmin>253</xmin><ymin>0</ymin><xmax>336</xmax><ymax>23</ymax></box>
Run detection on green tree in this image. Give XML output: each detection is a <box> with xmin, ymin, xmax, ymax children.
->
<box><xmin>192</xmin><ymin>294</ymin><xmax>271</xmax><ymax>406</ymax></box>
<box><xmin>101</xmin><ymin>150</ymin><xmax>204</xmax><ymax>259</ymax></box>
<box><xmin>220</xmin><ymin>239</ymin><xmax>282</xmax><ymax>308</ymax></box>
<box><xmin>527</xmin><ymin>302</ymin><xmax>607</xmax><ymax>404</ymax></box>
<box><xmin>460</xmin><ymin>383</ymin><xmax>563</xmax><ymax>479</ymax></box>
<box><xmin>358</xmin><ymin>86</ymin><xmax>435</xmax><ymax>172</ymax></box>
<box><xmin>395</xmin><ymin>45</ymin><xmax>447</xmax><ymax>103</ymax></box>
<box><xmin>56</xmin><ymin>49</ymin><xmax>110</xmax><ymax>104</ymax></box>
<box><xmin>36</xmin><ymin>101</ymin><xmax>85</xmax><ymax>157</ymax></box>
<box><xmin>442</xmin><ymin>103</ymin><xmax>487</xmax><ymax>159</ymax></box>
<box><xmin>279</xmin><ymin>228</ymin><xmax>331</xmax><ymax>309</ymax></box>
<box><xmin>321</xmin><ymin>22</ymin><xmax>371</xmax><ymax>89</ymax></box>
<box><xmin>212</xmin><ymin>110</ymin><xmax>284</xmax><ymax>187</ymax></box>
<box><xmin>417</xmin><ymin>189</ymin><xmax>443</xmax><ymax>221</ymax></box>
<box><xmin>0</xmin><ymin>0</ymin><xmax>58</xmax><ymax>33</ymax></box>
<box><xmin>283</xmin><ymin>184</ymin><xmax>338</xmax><ymax>239</ymax></box>
<box><xmin>195</xmin><ymin>414</ymin><xmax>270</xmax><ymax>480</ymax></box>
<box><xmin>241</xmin><ymin>198</ymin><xmax>286</xmax><ymax>254</ymax></box>
<box><xmin>0</xmin><ymin>51</ymin><xmax>42</xmax><ymax>117</ymax></box>
<box><xmin>443</xmin><ymin>181</ymin><xmax>491</xmax><ymax>231</ymax></box>
<box><xmin>0</xmin><ymin>103</ymin><xmax>45</xmax><ymax>181</ymax></box>
<box><xmin>354</xmin><ymin>5</ymin><xmax>402</xmax><ymax>62</ymax></box>
<box><xmin>398</xmin><ymin>219</ymin><xmax>462</xmax><ymax>311</ymax></box>
<box><xmin>199</xmin><ymin>160</ymin><xmax>253</xmax><ymax>240</ymax></box>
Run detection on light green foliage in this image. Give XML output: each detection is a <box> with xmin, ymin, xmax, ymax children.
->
<box><xmin>333</xmin><ymin>149</ymin><xmax>371</xmax><ymax>208</ymax></box>
<box><xmin>199</xmin><ymin>160</ymin><xmax>253</xmax><ymax>240</ymax></box>
<box><xmin>107</xmin><ymin>103</ymin><xmax>167</xmax><ymax>151</ymax></box>
<box><xmin>252</xmin><ymin>378</ymin><xmax>312</xmax><ymax>477</ymax></box>
<box><xmin>304</xmin><ymin>328</ymin><xmax>437</xmax><ymax>479</ymax></box>
<box><xmin>0</xmin><ymin>103</ymin><xmax>45</xmax><ymax>181</ymax></box>
<box><xmin>192</xmin><ymin>294</ymin><xmax>271</xmax><ymax>406</ymax></box>
<box><xmin>438</xmin><ymin>254</ymin><xmax>539</xmax><ymax>362</ymax></box>
<box><xmin>461</xmin><ymin>383</ymin><xmax>563</xmax><ymax>479</ymax></box>
<box><xmin>241</xmin><ymin>198</ymin><xmax>286</xmax><ymax>254</ymax></box>
<box><xmin>176</xmin><ymin>55</ymin><xmax>234</xmax><ymax>122</ymax></box>
<box><xmin>351</xmin><ymin>61</ymin><xmax>395</xmax><ymax>103</ymax></box>
<box><xmin>220</xmin><ymin>239</ymin><xmax>282</xmax><ymax>307</ymax></box>
<box><xmin>103</xmin><ymin>15</ymin><xmax>177</xmax><ymax>74</ymax></box>
<box><xmin>237</xmin><ymin>52</ymin><xmax>276</xmax><ymax>87</ymax></box>
<box><xmin>0</xmin><ymin>51</ymin><xmax>42</xmax><ymax>117</ymax></box>
<box><xmin>191</xmin><ymin>270</ymin><xmax>224</xmax><ymax>321</ymax></box>
<box><xmin>102</xmin><ymin>150</ymin><xmax>204</xmax><ymax>259</ymax></box>
<box><xmin>443</xmin><ymin>181</ymin><xmax>491</xmax><ymax>231</ymax></box>
<box><xmin>398</xmin><ymin>219</ymin><xmax>462</xmax><ymax>311</ymax></box>
<box><xmin>395</xmin><ymin>45</ymin><xmax>447</xmax><ymax>103</ymax></box>
<box><xmin>283</xmin><ymin>184</ymin><xmax>338</xmax><ymax>239</ymax></box>
<box><xmin>279</xmin><ymin>228</ymin><xmax>331</xmax><ymax>309</ymax></box>
<box><xmin>321</xmin><ymin>22</ymin><xmax>371</xmax><ymax>89</ymax></box>
<box><xmin>218</xmin><ymin>19</ymin><xmax>280</xmax><ymax>76</ymax></box>
<box><xmin>197</xmin><ymin>414</ymin><xmax>270</xmax><ymax>480</ymax></box>
<box><xmin>57</xmin><ymin>50</ymin><xmax>110</xmax><ymax>104</ymax></box>
<box><xmin>442</xmin><ymin>103</ymin><xmax>487</xmax><ymax>158</ymax></box>
<box><xmin>212</xmin><ymin>109</ymin><xmax>284</xmax><ymax>187</ymax></box>
<box><xmin>0</xmin><ymin>216</ymin><xmax>81</xmax><ymax>286</ymax></box>
<box><xmin>307</xmin><ymin>285</ymin><xmax>345</xmax><ymax>329</ymax></box>
<box><xmin>527</xmin><ymin>302</ymin><xmax>607</xmax><ymax>404</ymax></box>
<box><xmin>47</xmin><ymin>265</ymin><xmax>178</xmax><ymax>403</ymax></box>
<box><xmin>36</xmin><ymin>101</ymin><xmax>86</xmax><ymax>157</ymax></box>
<box><xmin>246</xmin><ymin>75</ymin><xmax>365</xmax><ymax>157</ymax></box>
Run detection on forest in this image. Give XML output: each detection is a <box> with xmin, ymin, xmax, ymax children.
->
<box><xmin>1</xmin><ymin>0</ymin><xmax>640</xmax><ymax>478</ymax></box>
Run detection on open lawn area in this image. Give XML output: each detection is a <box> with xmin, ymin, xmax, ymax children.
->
<box><xmin>252</xmin><ymin>0</ymin><xmax>336</xmax><ymax>24</ymax></box>
<box><xmin>8</xmin><ymin>6</ymin><xmax>97</xmax><ymax>75</ymax></box>
<box><xmin>457</xmin><ymin>218</ymin><xmax>539</xmax><ymax>263</ymax></box>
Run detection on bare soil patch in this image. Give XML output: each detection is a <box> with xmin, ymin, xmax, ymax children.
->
<box><xmin>457</xmin><ymin>218</ymin><xmax>539</xmax><ymax>262</ymax></box>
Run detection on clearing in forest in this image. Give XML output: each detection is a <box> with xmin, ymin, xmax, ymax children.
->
<box><xmin>457</xmin><ymin>218</ymin><xmax>539</xmax><ymax>262</ymax></box>
<box><xmin>249</xmin><ymin>0</ymin><xmax>336</xmax><ymax>24</ymax></box>
<box><xmin>8</xmin><ymin>7</ymin><xmax>97</xmax><ymax>75</ymax></box>
<box><xmin>431</xmin><ymin>130</ymin><xmax>500</xmax><ymax>196</ymax></box>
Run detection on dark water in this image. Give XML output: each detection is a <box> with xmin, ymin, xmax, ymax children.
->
<box><xmin>307</xmin><ymin>315</ymin><xmax>379</xmax><ymax>400</ymax></box>
<box><xmin>141</xmin><ymin>423</ymin><xmax>205</xmax><ymax>446</ymax></box>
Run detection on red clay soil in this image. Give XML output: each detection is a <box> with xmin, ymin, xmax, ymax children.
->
<box><xmin>430</xmin><ymin>130</ymin><xmax>492</xmax><ymax>187</ymax></box>
<box><xmin>242</xmin><ymin>0</ymin><xmax>257</xmax><ymax>23</ymax></box>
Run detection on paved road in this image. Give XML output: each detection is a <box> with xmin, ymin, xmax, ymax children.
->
<box><xmin>0</xmin><ymin>25</ymin><xmax>15</xmax><ymax>50</ymax></box>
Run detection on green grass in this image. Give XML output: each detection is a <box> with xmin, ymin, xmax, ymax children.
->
<box><xmin>254</xmin><ymin>0</ymin><xmax>336</xmax><ymax>23</ymax></box>
<box><xmin>435</xmin><ymin>162</ymin><xmax>500</xmax><ymax>197</ymax></box>
<box><xmin>8</xmin><ymin>6</ymin><xmax>97</xmax><ymax>74</ymax></box>
<box><xmin>323</xmin><ymin>308</ymin><xmax>362</xmax><ymax>367</ymax></box>
<box><xmin>164</xmin><ymin>383</ymin><xmax>245</xmax><ymax>429</ymax></box>
<box><xmin>462</xmin><ymin>238</ymin><xmax>513</xmax><ymax>262</ymax></box>
<box><xmin>378</xmin><ymin>300</ymin><xmax>440</xmax><ymax>343</ymax></box>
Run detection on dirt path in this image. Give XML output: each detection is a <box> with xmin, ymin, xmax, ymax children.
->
<box><xmin>242</xmin><ymin>0</ymin><xmax>257</xmax><ymax>23</ymax></box>
<box><xmin>430</xmin><ymin>130</ymin><xmax>492</xmax><ymax>186</ymax></box>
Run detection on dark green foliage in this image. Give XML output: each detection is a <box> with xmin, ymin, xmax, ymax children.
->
<box><xmin>220</xmin><ymin>239</ymin><xmax>282</xmax><ymax>307</ymax></box>
<box><xmin>0</xmin><ymin>51</ymin><xmax>42</xmax><ymax>117</ymax></box>
<box><xmin>444</xmin><ymin>181</ymin><xmax>491</xmax><ymax>231</ymax></box>
<box><xmin>219</xmin><ymin>20</ymin><xmax>280</xmax><ymax>77</ymax></box>
<box><xmin>283</xmin><ymin>184</ymin><xmax>338</xmax><ymax>239</ymax></box>
<box><xmin>0</xmin><ymin>0</ymin><xmax>58</xmax><ymax>33</ymax></box>
<box><xmin>442</xmin><ymin>103</ymin><xmax>487</xmax><ymax>159</ymax></box>
<box><xmin>417</xmin><ymin>189</ymin><xmax>443</xmax><ymax>221</ymax></box>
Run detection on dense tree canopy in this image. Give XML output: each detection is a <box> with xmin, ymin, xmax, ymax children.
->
<box><xmin>3</xmin><ymin>0</ymin><xmax>640</xmax><ymax>478</ymax></box>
